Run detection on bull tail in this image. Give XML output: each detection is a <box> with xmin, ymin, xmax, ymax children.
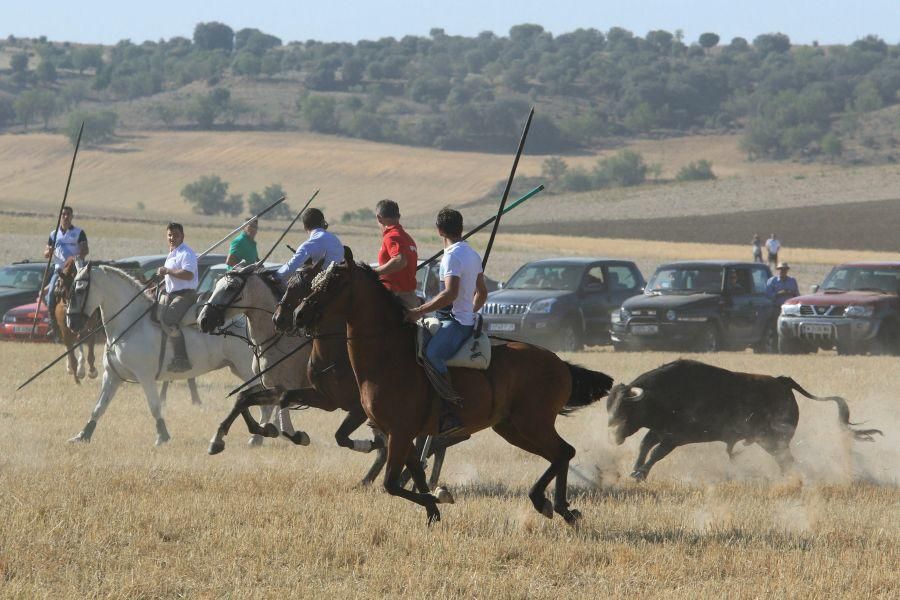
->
<box><xmin>561</xmin><ymin>363</ymin><xmax>613</xmax><ymax>415</ymax></box>
<box><xmin>776</xmin><ymin>376</ymin><xmax>883</xmax><ymax>442</ymax></box>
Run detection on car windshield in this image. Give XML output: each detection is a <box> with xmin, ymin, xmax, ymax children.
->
<box><xmin>646</xmin><ymin>267</ymin><xmax>722</xmax><ymax>294</ymax></box>
<box><xmin>505</xmin><ymin>264</ymin><xmax>582</xmax><ymax>291</ymax></box>
<box><xmin>0</xmin><ymin>266</ymin><xmax>43</xmax><ymax>290</ymax></box>
<box><xmin>822</xmin><ymin>267</ymin><xmax>900</xmax><ymax>295</ymax></box>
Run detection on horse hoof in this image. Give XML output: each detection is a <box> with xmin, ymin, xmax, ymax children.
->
<box><xmin>68</xmin><ymin>433</ymin><xmax>89</xmax><ymax>443</ymax></box>
<box><xmin>435</xmin><ymin>487</ymin><xmax>455</xmax><ymax>504</ymax></box>
<box><xmin>284</xmin><ymin>431</ymin><xmax>310</xmax><ymax>446</ymax></box>
<box><xmin>88</xmin><ymin>368</ymin><xmax>98</xmax><ymax>379</ymax></box>
<box><xmin>248</xmin><ymin>435</ymin><xmax>264</xmax><ymax>447</ymax></box>
<box><xmin>155</xmin><ymin>434</ymin><xmax>170</xmax><ymax>447</ymax></box>
<box><xmin>208</xmin><ymin>440</ymin><xmax>225</xmax><ymax>455</ymax></box>
<box><xmin>540</xmin><ymin>498</ymin><xmax>554</xmax><ymax>519</ymax></box>
<box><xmin>630</xmin><ymin>470</ymin><xmax>647</xmax><ymax>482</ymax></box>
<box><xmin>262</xmin><ymin>423</ymin><xmax>279</xmax><ymax>438</ymax></box>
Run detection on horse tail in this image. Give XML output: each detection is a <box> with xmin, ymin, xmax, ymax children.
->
<box><xmin>561</xmin><ymin>363</ymin><xmax>613</xmax><ymax>414</ymax></box>
<box><xmin>776</xmin><ymin>376</ymin><xmax>884</xmax><ymax>442</ymax></box>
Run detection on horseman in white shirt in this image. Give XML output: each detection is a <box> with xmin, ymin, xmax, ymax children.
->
<box><xmin>43</xmin><ymin>206</ymin><xmax>89</xmax><ymax>339</ymax></box>
<box><xmin>156</xmin><ymin>223</ymin><xmax>198</xmax><ymax>372</ymax></box>
<box><xmin>276</xmin><ymin>208</ymin><xmax>344</xmax><ymax>282</ymax></box>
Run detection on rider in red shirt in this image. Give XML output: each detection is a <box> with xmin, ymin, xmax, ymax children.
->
<box><xmin>373</xmin><ymin>199</ymin><xmax>420</xmax><ymax>308</ymax></box>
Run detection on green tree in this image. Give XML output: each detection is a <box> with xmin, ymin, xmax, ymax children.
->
<box><xmin>187</xmin><ymin>88</ymin><xmax>232</xmax><ymax>128</ymax></box>
<box><xmin>541</xmin><ymin>156</ymin><xmax>568</xmax><ymax>183</ymax></box>
<box><xmin>14</xmin><ymin>91</ymin><xmax>39</xmax><ymax>129</ymax></box>
<box><xmin>753</xmin><ymin>33</ymin><xmax>791</xmax><ymax>55</ymax></box>
<box><xmin>675</xmin><ymin>159</ymin><xmax>716</xmax><ymax>181</ymax></box>
<box><xmin>0</xmin><ymin>96</ymin><xmax>15</xmax><ymax>128</ymax></box>
<box><xmin>301</xmin><ymin>95</ymin><xmax>339</xmax><ymax>133</ymax></box>
<box><xmin>71</xmin><ymin>46</ymin><xmax>103</xmax><ymax>73</ymax></box>
<box><xmin>698</xmin><ymin>33</ymin><xmax>720</xmax><ymax>50</ymax></box>
<box><xmin>181</xmin><ymin>175</ymin><xmax>243</xmax><ymax>216</ymax></box>
<box><xmin>35</xmin><ymin>58</ymin><xmax>57</xmax><ymax>83</ymax></box>
<box><xmin>65</xmin><ymin>110</ymin><xmax>118</xmax><ymax>146</ymax></box>
<box><xmin>193</xmin><ymin>22</ymin><xmax>234</xmax><ymax>52</ymax></box>
<box><xmin>246</xmin><ymin>183</ymin><xmax>291</xmax><ymax>219</ymax></box>
<box><xmin>821</xmin><ymin>132</ymin><xmax>843</xmax><ymax>162</ymax></box>
<box><xmin>10</xmin><ymin>52</ymin><xmax>29</xmax><ymax>73</ymax></box>
<box><xmin>34</xmin><ymin>89</ymin><xmax>57</xmax><ymax>128</ymax></box>
<box><xmin>594</xmin><ymin>150</ymin><xmax>648</xmax><ymax>187</ymax></box>
<box><xmin>232</xmin><ymin>52</ymin><xmax>261</xmax><ymax>77</ymax></box>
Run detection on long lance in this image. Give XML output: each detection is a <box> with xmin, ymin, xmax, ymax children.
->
<box><xmin>33</xmin><ymin>121</ymin><xmax>85</xmax><ymax>339</ymax></box>
<box><xmin>481</xmin><ymin>107</ymin><xmax>534</xmax><ymax>271</ymax></box>
<box><xmin>18</xmin><ymin>197</ymin><xmax>292</xmax><ymax>392</ymax></box>
<box><xmin>259</xmin><ymin>189</ymin><xmax>319</xmax><ymax>264</ymax></box>
<box><xmin>226</xmin><ymin>337</ymin><xmax>313</xmax><ymax>397</ymax></box>
<box><xmin>416</xmin><ymin>185</ymin><xmax>544</xmax><ymax>271</ymax></box>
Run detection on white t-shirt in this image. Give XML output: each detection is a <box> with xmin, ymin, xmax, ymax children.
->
<box><xmin>439</xmin><ymin>240</ymin><xmax>482</xmax><ymax>326</ymax></box>
<box><xmin>765</xmin><ymin>238</ymin><xmax>781</xmax><ymax>254</ymax></box>
<box><xmin>164</xmin><ymin>243</ymin><xmax>199</xmax><ymax>293</ymax></box>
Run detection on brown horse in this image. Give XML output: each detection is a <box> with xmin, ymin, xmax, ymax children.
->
<box><xmin>290</xmin><ymin>257</ymin><xmax>614</xmax><ymax>525</ymax></box>
<box><xmin>232</xmin><ymin>259</ymin><xmax>465</xmax><ymax>488</ymax></box>
<box><xmin>53</xmin><ymin>257</ymin><xmax>100</xmax><ymax>383</ymax></box>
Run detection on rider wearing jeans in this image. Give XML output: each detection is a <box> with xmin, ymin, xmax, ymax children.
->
<box><xmin>157</xmin><ymin>223</ymin><xmax>198</xmax><ymax>372</ymax></box>
<box><xmin>43</xmin><ymin>206</ymin><xmax>88</xmax><ymax>339</ymax></box>
<box><xmin>406</xmin><ymin>208</ymin><xmax>487</xmax><ymax>436</ymax></box>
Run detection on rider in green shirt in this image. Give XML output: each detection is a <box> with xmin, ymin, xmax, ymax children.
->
<box><xmin>226</xmin><ymin>218</ymin><xmax>259</xmax><ymax>269</ymax></box>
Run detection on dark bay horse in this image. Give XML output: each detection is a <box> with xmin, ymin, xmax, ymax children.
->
<box><xmin>290</xmin><ymin>257</ymin><xmax>614</xmax><ymax>526</ymax></box>
<box><xmin>230</xmin><ymin>260</ymin><xmax>464</xmax><ymax>489</ymax></box>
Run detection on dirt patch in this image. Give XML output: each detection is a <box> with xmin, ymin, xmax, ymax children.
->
<box><xmin>505</xmin><ymin>198</ymin><xmax>900</xmax><ymax>252</ymax></box>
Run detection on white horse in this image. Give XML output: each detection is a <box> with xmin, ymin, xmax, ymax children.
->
<box><xmin>65</xmin><ymin>263</ymin><xmax>270</xmax><ymax>446</ymax></box>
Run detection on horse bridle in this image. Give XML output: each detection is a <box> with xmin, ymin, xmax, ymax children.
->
<box><xmin>66</xmin><ymin>263</ymin><xmax>92</xmax><ymax>325</ymax></box>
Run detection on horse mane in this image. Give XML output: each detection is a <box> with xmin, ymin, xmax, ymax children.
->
<box><xmin>355</xmin><ymin>262</ymin><xmax>409</xmax><ymax>323</ymax></box>
<box><xmin>256</xmin><ymin>268</ymin><xmax>285</xmax><ymax>298</ymax></box>
<box><xmin>96</xmin><ymin>264</ymin><xmax>153</xmax><ymax>296</ymax></box>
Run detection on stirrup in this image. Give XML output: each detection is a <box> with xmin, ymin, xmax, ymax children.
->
<box><xmin>438</xmin><ymin>412</ymin><xmax>464</xmax><ymax>437</ymax></box>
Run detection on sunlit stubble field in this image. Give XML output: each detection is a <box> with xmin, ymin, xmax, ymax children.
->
<box><xmin>0</xmin><ymin>340</ymin><xmax>897</xmax><ymax>598</ymax></box>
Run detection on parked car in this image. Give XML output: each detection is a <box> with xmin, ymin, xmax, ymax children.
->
<box><xmin>778</xmin><ymin>262</ymin><xmax>900</xmax><ymax>355</ymax></box>
<box><xmin>374</xmin><ymin>261</ymin><xmax>499</xmax><ymax>304</ymax></box>
<box><xmin>113</xmin><ymin>253</ymin><xmax>228</xmax><ymax>285</ymax></box>
<box><xmin>610</xmin><ymin>261</ymin><xmax>776</xmax><ymax>352</ymax></box>
<box><xmin>0</xmin><ymin>261</ymin><xmax>54</xmax><ymax>341</ymax></box>
<box><xmin>481</xmin><ymin>258</ymin><xmax>645</xmax><ymax>351</ymax></box>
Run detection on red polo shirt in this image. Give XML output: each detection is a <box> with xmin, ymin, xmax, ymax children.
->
<box><xmin>378</xmin><ymin>224</ymin><xmax>418</xmax><ymax>293</ymax></box>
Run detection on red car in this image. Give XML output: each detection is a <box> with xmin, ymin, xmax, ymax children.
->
<box><xmin>0</xmin><ymin>301</ymin><xmax>52</xmax><ymax>341</ymax></box>
<box><xmin>777</xmin><ymin>262</ymin><xmax>900</xmax><ymax>355</ymax></box>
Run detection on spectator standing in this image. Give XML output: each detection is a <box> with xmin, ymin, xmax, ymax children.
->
<box><xmin>765</xmin><ymin>233</ymin><xmax>781</xmax><ymax>269</ymax></box>
<box><xmin>766</xmin><ymin>263</ymin><xmax>799</xmax><ymax>307</ymax></box>
<box><xmin>226</xmin><ymin>218</ymin><xmax>259</xmax><ymax>269</ymax></box>
<box><xmin>751</xmin><ymin>234</ymin><xmax>763</xmax><ymax>263</ymax></box>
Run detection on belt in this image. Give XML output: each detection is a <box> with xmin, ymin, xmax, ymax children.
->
<box><xmin>167</xmin><ymin>289</ymin><xmax>196</xmax><ymax>297</ymax></box>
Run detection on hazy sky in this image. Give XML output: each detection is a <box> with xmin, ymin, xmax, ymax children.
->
<box><xmin>7</xmin><ymin>1</ymin><xmax>899</xmax><ymax>46</ymax></box>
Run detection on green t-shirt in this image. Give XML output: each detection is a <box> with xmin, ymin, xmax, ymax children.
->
<box><xmin>227</xmin><ymin>232</ymin><xmax>259</xmax><ymax>269</ymax></box>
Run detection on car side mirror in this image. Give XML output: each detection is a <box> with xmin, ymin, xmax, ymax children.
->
<box><xmin>810</xmin><ymin>284</ymin><xmax>819</xmax><ymax>293</ymax></box>
<box><xmin>497</xmin><ymin>281</ymin><xmax>504</xmax><ymax>289</ymax></box>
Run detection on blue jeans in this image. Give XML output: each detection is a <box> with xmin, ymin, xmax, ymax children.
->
<box><xmin>45</xmin><ymin>270</ymin><xmax>59</xmax><ymax>308</ymax></box>
<box><xmin>425</xmin><ymin>318</ymin><xmax>474</xmax><ymax>374</ymax></box>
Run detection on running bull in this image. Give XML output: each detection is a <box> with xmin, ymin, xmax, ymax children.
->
<box><xmin>607</xmin><ymin>359</ymin><xmax>882</xmax><ymax>481</ymax></box>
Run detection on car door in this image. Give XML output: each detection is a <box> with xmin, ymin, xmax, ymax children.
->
<box><xmin>722</xmin><ymin>267</ymin><xmax>756</xmax><ymax>343</ymax></box>
<box><xmin>578</xmin><ymin>264</ymin><xmax>611</xmax><ymax>343</ymax></box>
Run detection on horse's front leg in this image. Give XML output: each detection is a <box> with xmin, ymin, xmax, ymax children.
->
<box><xmin>86</xmin><ymin>334</ymin><xmax>98</xmax><ymax>379</ymax></box>
<box><xmin>208</xmin><ymin>386</ymin><xmax>271</xmax><ymax>455</ymax></box>
<box><xmin>69</xmin><ymin>366</ymin><xmax>122</xmax><ymax>442</ymax></box>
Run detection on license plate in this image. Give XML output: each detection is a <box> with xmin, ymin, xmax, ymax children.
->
<box><xmin>631</xmin><ymin>324</ymin><xmax>659</xmax><ymax>335</ymax></box>
<box><xmin>13</xmin><ymin>325</ymin><xmax>32</xmax><ymax>333</ymax></box>
<box><xmin>488</xmin><ymin>323</ymin><xmax>516</xmax><ymax>332</ymax></box>
<box><xmin>802</xmin><ymin>323</ymin><xmax>833</xmax><ymax>336</ymax></box>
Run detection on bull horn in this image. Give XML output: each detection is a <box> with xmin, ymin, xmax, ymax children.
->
<box><xmin>624</xmin><ymin>386</ymin><xmax>644</xmax><ymax>401</ymax></box>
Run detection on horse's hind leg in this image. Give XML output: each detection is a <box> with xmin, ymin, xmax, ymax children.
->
<box><xmin>360</xmin><ymin>430</ymin><xmax>388</xmax><ymax>487</ymax></box>
<box><xmin>333</xmin><ymin>407</ymin><xmax>377</xmax><ymax>453</ymax></box>
<box><xmin>187</xmin><ymin>378</ymin><xmax>201</xmax><ymax>405</ymax></box>
<box><xmin>69</xmin><ymin>367</ymin><xmax>122</xmax><ymax>443</ymax></box>
<box><xmin>139</xmin><ymin>379</ymin><xmax>169</xmax><ymax>446</ymax></box>
<box><xmin>208</xmin><ymin>386</ymin><xmax>272</xmax><ymax>455</ymax></box>
<box><xmin>383</xmin><ymin>434</ymin><xmax>442</xmax><ymax>526</ymax></box>
<box><xmin>248</xmin><ymin>404</ymin><xmax>277</xmax><ymax>446</ymax></box>
<box><xmin>86</xmin><ymin>336</ymin><xmax>98</xmax><ymax>379</ymax></box>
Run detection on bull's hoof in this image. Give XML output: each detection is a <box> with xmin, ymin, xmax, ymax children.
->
<box><xmin>247</xmin><ymin>435</ymin><xmax>264</xmax><ymax>447</ymax></box>
<box><xmin>435</xmin><ymin>486</ymin><xmax>455</xmax><ymax>504</ymax></box>
<box><xmin>283</xmin><ymin>431</ymin><xmax>310</xmax><ymax>446</ymax></box>
<box><xmin>262</xmin><ymin>423</ymin><xmax>279</xmax><ymax>438</ymax></box>
<box><xmin>630</xmin><ymin>469</ymin><xmax>647</xmax><ymax>482</ymax></box>
<box><xmin>540</xmin><ymin>498</ymin><xmax>554</xmax><ymax>519</ymax></box>
<box><xmin>426</xmin><ymin>505</ymin><xmax>442</xmax><ymax>527</ymax></box>
<box><xmin>208</xmin><ymin>440</ymin><xmax>225</xmax><ymax>455</ymax></box>
<box><xmin>559</xmin><ymin>508</ymin><xmax>582</xmax><ymax>525</ymax></box>
<box><xmin>68</xmin><ymin>432</ymin><xmax>90</xmax><ymax>443</ymax></box>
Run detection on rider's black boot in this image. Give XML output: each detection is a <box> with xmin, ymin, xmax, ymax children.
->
<box><xmin>168</xmin><ymin>333</ymin><xmax>192</xmax><ymax>372</ymax></box>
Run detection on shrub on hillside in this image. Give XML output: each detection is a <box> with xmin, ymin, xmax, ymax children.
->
<box><xmin>340</xmin><ymin>208</ymin><xmax>375</xmax><ymax>223</ymax></box>
<box><xmin>675</xmin><ymin>159</ymin><xmax>716</xmax><ymax>181</ymax></box>
<box><xmin>246</xmin><ymin>183</ymin><xmax>292</xmax><ymax>219</ymax></box>
<box><xmin>65</xmin><ymin>109</ymin><xmax>118</xmax><ymax>146</ymax></box>
<box><xmin>181</xmin><ymin>175</ymin><xmax>243</xmax><ymax>216</ymax></box>
<box><xmin>593</xmin><ymin>150</ymin><xmax>647</xmax><ymax>187</ymax></box>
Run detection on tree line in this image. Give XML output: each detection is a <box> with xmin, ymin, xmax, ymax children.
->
<box><xmin>0</xmin><ymin>25</ymin><xmax>898</xmax><ymax>160</ymax></box>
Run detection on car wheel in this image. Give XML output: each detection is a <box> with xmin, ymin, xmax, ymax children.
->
<box><xmin>778</xmin><ymin>334</ymin><xmax>807</xmax><ymax>355</ymax></box>
<box><xmin>557</xmin><ymin>323</ymin><xmax>582</xmax><ymax>352</ymax></box>
<box><xmin>874</xmin><ymin>319</ymin><xmax>900</xmax><ymax>356</ymax></box>
<box><xmin>696</xmin><ymin>325</ymin><xmax>720</xmax><ymax>353</ymax></box>
<box><xmin>836</xmin><ymin>339</ymin><xmax>858</xmax><ymax>356</ymax></box>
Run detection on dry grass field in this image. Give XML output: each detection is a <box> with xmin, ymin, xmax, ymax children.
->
<box><xmin>0</xmin><ymin>343</ymin><xmax>897</xmax><ymax>598</ymax></box>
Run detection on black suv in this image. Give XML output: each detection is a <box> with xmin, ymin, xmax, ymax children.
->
<box><xmin>610</xmin><ymin>261</ymin><xmax>776</xmax><ymax>352</ymax></box>
<box><xmin>481</xmin><ymin>258</ymin><xmax>645</xmax><ymax>351</ymax></box>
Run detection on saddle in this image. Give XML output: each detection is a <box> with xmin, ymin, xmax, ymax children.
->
<box><xmin>415</xmin><ymin>316</ymin><xmax>491</xmax><ymax>370</ymax></box>
<box><xmin>150</xmin><ymin>293</ymin><xmax>206</xmax><ymax>329</ymax></box>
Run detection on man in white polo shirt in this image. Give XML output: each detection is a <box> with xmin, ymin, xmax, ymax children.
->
<box><xmin>156</xmin><ymin>222</ymin><xmax>198</xmax><ymax>372</ymax></box>
<box><xmin>406</xmin><ymin>208</ymin><xmax>487</xmax><ymax>436</ymax></box>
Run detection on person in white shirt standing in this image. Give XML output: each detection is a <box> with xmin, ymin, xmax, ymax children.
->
<box><xmin>406</xmin><ymin>208</ymin><xmax>488</xmax><ymax>436</ymax></box>
<box><xmin>156</xmin><ymin>222</ymin><xmax>198</xmax><ymax>372</ymax></box>
<box><xmin>42</xmin><ymin>206</ymin><xmax>89</xmax><ymax>339</ymax></box>
<box><xmin>765</xmin><ymin>233</ymin><xmax>781</xmax><ymax>270</ymax></box>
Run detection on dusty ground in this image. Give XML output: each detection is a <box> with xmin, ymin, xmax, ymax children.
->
<box><xmin>0</xmin><ymin>343</ymin><xmax>897</xmax><ymax>598</ymax></box>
